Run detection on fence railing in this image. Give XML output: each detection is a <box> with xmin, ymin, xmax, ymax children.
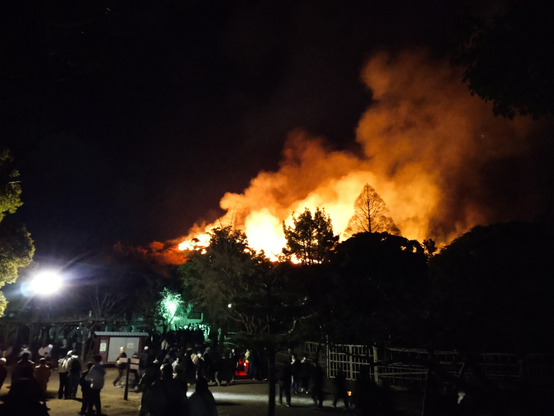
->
<box><xmin>302</xmin><ymin>342</ymin><xmax>554</xmax><ymax>396</ymax></box>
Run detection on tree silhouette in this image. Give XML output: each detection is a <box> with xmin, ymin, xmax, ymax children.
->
<box><xmin>282</xmin><ymin>207</ymin><xmax>338</xmax><ymax>265</ymax></box>
<box><xmin>344</xmin><ymin>183</ymin><xmax>400</xmax><ymax>238</ymax></box>
<box><xmin>453</xmin><ymin>0</ymin><xmax>554</xmax><ymax>119</ymax></box>
<box><xmin>185</xmin><ymin>225</ymin><xmax>309</xmax><ymax>416</ymax></box>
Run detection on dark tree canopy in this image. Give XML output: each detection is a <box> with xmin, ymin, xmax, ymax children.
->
<box><xmin>185</xmin><ymin>225</ymin><xmax>310</xmax><ymax>416</ymax></box>
<box><xmin>453</xmin><ymin>0</ymin><xmax>554</xmax><ymax>119</ymax></box>
<box><xmin>344</xmin><ymin>183</ymin><xmax>400</xmax><ymax>238</ymax></box>
<box><xmin>428</xmin><ymin>221</ymin><xmax>554</xmax><ymax>352</ymax></box>
<box><xmin>282</xmin><ymin>207</ymin><xmax>338</xmax><ymax>265</ymax></box>
<box><xmin>315</xmin><ymin>232</ymin><xmax>427</xmax><ymax>346</ymax></box>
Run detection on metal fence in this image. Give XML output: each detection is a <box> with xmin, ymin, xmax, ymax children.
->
<box><xmin>303</xmin><ymin>342</ymin><xmax>554</xmax><ymax>395</ymax></box>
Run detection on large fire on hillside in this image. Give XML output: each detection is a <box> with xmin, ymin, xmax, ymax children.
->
<box><xmin>135</xmin><ymin>50</ymin><xmax>545</xmax><ymax>265</ymax></box>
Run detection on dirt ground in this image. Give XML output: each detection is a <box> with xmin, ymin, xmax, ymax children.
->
<box><xmin>1</xmin><ymin>366</ymin><xmax>423</xmax><ymax>416</ymax></box>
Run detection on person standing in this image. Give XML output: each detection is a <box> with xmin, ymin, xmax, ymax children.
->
<box><xmin>299</xmin><ymin>356</ymin><xmax>311</xmax><ymax>394</ymax></box>
<box><xmin>86</xmin><ymin>354</ymin><xmax>106</xmax><ymax>416</ymax></box>
<box><xmin>277</xmin><ymin>360</ymin><xmax>292</xmax><ymax>407</ymax></box>
<box><xmin>68</xmin><ymin>352</ymin><xmax>82</xmax><ymax>398</ymax></box>
<box><xmin>291</xmin><ymin>354</ymin><xmax>300</xmax><ymax>394</ymax></box>
<box><xmin>228</xmin><ymin>348</ymin><xmax>239</xmax><ymax>384</ymax></box>
<box><xmin>250</xmin><ymin>350</ymin><xmax>261</xmax><ymax>381</ymax></box>
<box><xmin>113</xmin><ymin>347</ymin><xmax>127</xmax><ymax>387</ymax></box>
<box><xmin>310</xmin><ymin>361</ymin><xmax>325</xmax><ymax>408</ymax></box>
<box><xmin>79</xmin><ymin>362</ymin><xmax>93</xmax><ymax>415</ymax></box>
<box><xmin>332</xmin><ymin>369</ymin><xmax>349</xmax><ymax>410</ymax></box>
<box><xmin>143</xmin><ymin>364</ymin><xmax>188</xmax><ymax>416</ymax></box>
<box><xmin>35</xmin><ymin>358</ymin><xmax>52</xmax><ymax>405</ymax></box>
<box><xmin>11</xmin><ymin>352</ymin><xmax>35</xmax><ymax>385</ymax></box>
<box><xmin>57</xmin><ymin>350</ymin><xmax>72</xmax><ymax>399</ymax></box>
<box><xmin>188</xmin><ymin>377</ymin><xmax>217</xmax><ymax>416</ymax></box>
<box><xmin>138</xmin><ymin>346</ymin><xmax>151</xmax><ymax>379</ymax></box>
<box><xmin>202</xmin><ymin>347</ymin><xmax>214</xmax><ymax>384</ymax></box>
<box><xmin>138</xmin><ymin>360</ymin><xmax>161</xmax><ymax>416</ymax></box>
<box><xmin>1</xmin><ymin>365</ymin><xmax>48</xmax><ymax>416</ymax></box>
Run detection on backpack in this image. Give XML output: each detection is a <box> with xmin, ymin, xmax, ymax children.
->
<box><xmin>58</xmin><ymin>357</ymin><xmax>70</xmax><ymax>372</ymax></box>
<box><xmin>70</xmin><ymin>357</ymin><xmax>81</xmax><ymax>373</ymax></box>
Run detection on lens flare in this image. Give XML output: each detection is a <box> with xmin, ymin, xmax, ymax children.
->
<box><xmin>29</xmin><ymin>272</ymin><xmax>62</xmax><ymax>296</ymax></box>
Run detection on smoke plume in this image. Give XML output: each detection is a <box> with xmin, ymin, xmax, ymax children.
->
<box><xmin>157</xmin><ymin>50</ymin><xmax>551</xmax><ymax>260</ymax></box>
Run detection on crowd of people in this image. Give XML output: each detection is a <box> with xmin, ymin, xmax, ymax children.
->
<box><xmin>0</xmin><ymin>340</ymin><xmax>396</xmax><ymax>416</ymax></box>
<box><xmin>0</xmin><ymin>346</ymin><xmax>53</xmax><ymax>416</ymax></box>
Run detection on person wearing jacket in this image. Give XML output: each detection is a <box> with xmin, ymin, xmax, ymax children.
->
<box><xmin>79</xmin><ymin>362</ymin><xmax>93</xmax><ymax>415</ymax></box>
<box><xmin>85</xmin><ymin>354</ymin><xmax>106</xmax><ymax>416</ymax></box>
<box><xmin>57</xmin><ymin>350</ymin><xmax>72</xmax><ymax>399</ymax></box>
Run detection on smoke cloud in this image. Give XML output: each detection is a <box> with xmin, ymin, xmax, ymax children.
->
<box><xmin>148</xmin><ymin>50</ymin><xmax>552</xmax><ymax>260</ymax></box>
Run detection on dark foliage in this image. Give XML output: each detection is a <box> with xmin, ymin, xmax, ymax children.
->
<box><xmin>453</xmin><ymin>0</ymin><xmax>554</xmax><ymax>119</ymax></box>
<box><xmin>428</xmin><ymin>221</ymin><xmax>554</xmax><ymax>352</ymax></box>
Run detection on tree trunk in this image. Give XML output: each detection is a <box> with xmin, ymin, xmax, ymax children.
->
<box><xmin>267</xmin><ymin>348</ymin><xmax>276</xmax><ymax>416</ymax></box>
<box><xmin>80</xmin><ymin>326</ymin><xmax>90</xmax><ymax>361</ymax></box>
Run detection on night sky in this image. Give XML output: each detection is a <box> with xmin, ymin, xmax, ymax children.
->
<box><xmin>2</xmin><ymin>0</ymin><xmax>553</xmax><ymax>265</ymax></box>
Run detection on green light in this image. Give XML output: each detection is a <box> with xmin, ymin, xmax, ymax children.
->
<box><xmin>164</xmin><ymin>298</ymin><xmax>178</xmax><ymax>316</ymax></box>
<box><xmin>158</xmin><ymin>289</ymin><xmax>190</xmax><ymax>330</ymax></box>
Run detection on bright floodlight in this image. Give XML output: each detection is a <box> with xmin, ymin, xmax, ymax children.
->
<box><xmin>30</xmin><ymin>271</ymin><xmax>62</xmax><ymax>296</ymax></box>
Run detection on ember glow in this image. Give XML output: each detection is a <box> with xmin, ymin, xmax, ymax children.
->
<box><xmin>170</xmin><ymin>51</ymin><xmax>540</xmax><ymax>260</ymax></box>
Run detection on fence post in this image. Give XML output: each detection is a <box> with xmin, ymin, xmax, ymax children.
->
<box><xmin>372</xmin><ymin>346</ymin><xmax>379</xmax><ymax>384</ymax></box>
<box><xmin>123</xmin><ymin>357</ymin><xmax>130</xmax><ymax>400</ymax></box>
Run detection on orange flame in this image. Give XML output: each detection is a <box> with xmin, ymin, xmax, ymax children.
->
<box><xmin>172</xmin><ymin>50</ymin><xmax>540</xmax><ymax>260</ymax></box>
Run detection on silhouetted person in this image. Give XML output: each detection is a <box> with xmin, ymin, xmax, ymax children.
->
<box><xmin>332</xmin><ymin>369</ymin><xmax>350</xmax><ymax>410</ymax></box>
<box><xmin>291</xmin><ymin>354</ymin><xmax>300</xmax><ymax>394</ymax></box>
<box><xmin>79</xmin><ymin>362</ymin><xmax>93</xmax><ymax>416</ymax></box>
<box><xmin>0</xmin><ymin>365</ymin><xmax>49</xmax><ymax>416</ymax></box>
<box><xmin>353</xmin><ymin>366</ymin><xmax>378</xmax><ymax>416</ymax></box>
<box><xmin>249</xmin><ymin>350</ymin><xmax>261</xmax><ymax>381</ymax></box>
<box><xmin>214</xmin><ymin>355</ymin><xmax>232</xmax><ymax>386</ymax></box>
<box><xmin>184</xmin><ymin>350</ymin><xmax>196</xmax><ymax>385</ymax></box>
<box><xmin>129</xmin><ymin>351</ymin><xmax>140</xmax><ymax>388</ymax></box>
<box><xmin>139</xmin><ymin>346</ymin><xmax>151</xmax><ymax>379</ymax></box>
<box><xmin>139</xmin><ymin>360</ymin><xmax>162</xmax><ymax>416</ymax></box>
<box><xmin>228</xmin><ymin>348</ymin><xmax>239</xmax><ymax>384</ymax></box>
<box><xmin>188</xmin><ymin>377</ymin><xmax>217</xmax><ymax>416</ymax></box>
<box><xmin>299</xmin><ymin>355</ymin><xmax>311</xmax><ymax>393</ymax></box>
<box><xmin>276</xmin><ymin>360</ymin><xmax>292</xmax><ymax>407</ymax></box>
<box><xmin>143</xmin><ymin>363</ymin><xmax>187</xmax><ymax>416</ymax></box>
<box><xmin>68</xmin><ymin>352</ymin><xmax>81</xmax><ymax>398</ymax></box>
<box><xmin>202</xmin><ymin>347</ymin><xmax>215</xmax><ymax>383</ymax></box>
<box><xmin>85</xmin><ymin>354</ymin><xmax>106</xmax><ymax>416</ymax></box>
<box><xmin>35</xmin><ymin>358</ymin><xmax>52</xmax><ymax>405</ymax></box>
<box><xmin>11</xmin><ymin>352</ymin><xmax>35</xmax><ymax>385</ymax></box>
<box><xmin>310</xmin><ymin>361</ymin><xmax>325</xmax><ymax>408</ymax></box>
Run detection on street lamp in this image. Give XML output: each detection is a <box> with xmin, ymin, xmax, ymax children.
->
<box><xmin>29</xmin><ymin>271</ymin><xmax>63</xmax><ymax>296</ymax></box>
